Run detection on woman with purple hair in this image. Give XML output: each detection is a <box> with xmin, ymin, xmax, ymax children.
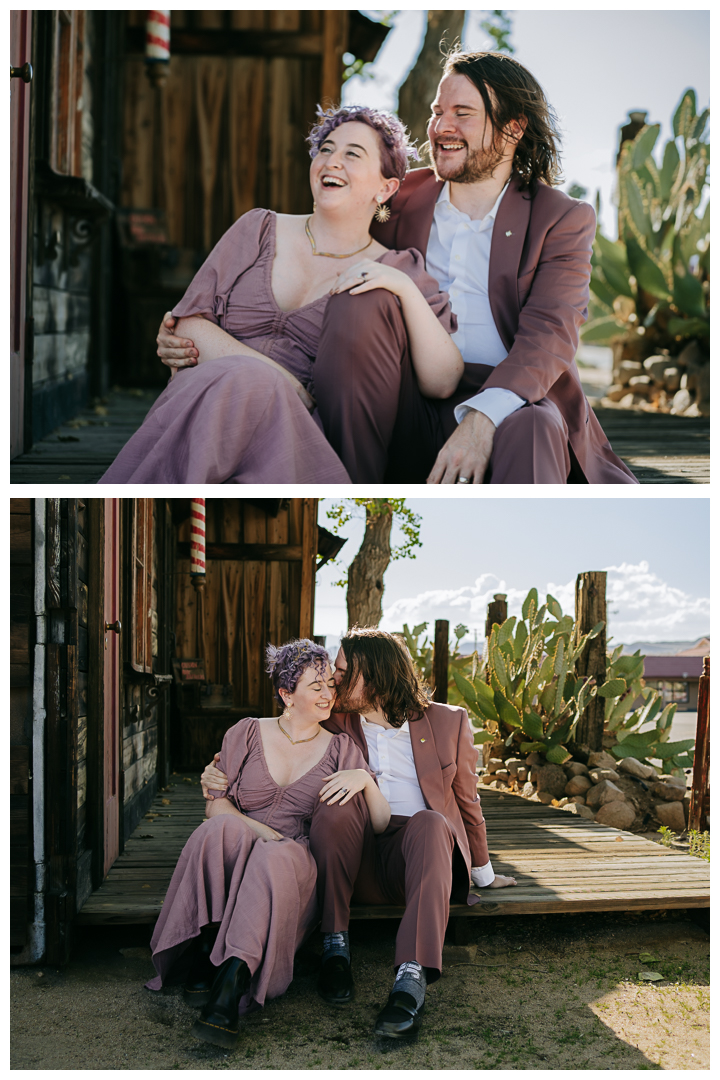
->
<box><xmin>145</xmin><ymin>639</ymin><xmax>390</xmax><ymax>1049</ymax></box>
<box><xmin>100</xmin><ymin>105</ymin><xmax>462</xmax><ymax>484</ymax></box>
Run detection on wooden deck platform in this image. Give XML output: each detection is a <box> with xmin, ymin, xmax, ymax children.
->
<box><xmin>76</xmin><ymin>773</ymin><xmax>709</xmax><ymax>926</ymax></box>
<box><xmin>10</xmin><ymin>386</ymin><xmax>709</xmax><ymax>486</ymax></box>
<box><xmin>10</xmin><ymin>387</ymin><xmax>162</xmax><ymax>484</ymax></box>
<box><xmin>591</xmin><ymin>405</ymin><xmax>710</xmax><ymax>484</ymax></box>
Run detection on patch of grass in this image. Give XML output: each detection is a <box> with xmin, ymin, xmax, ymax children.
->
<box><xmin>687</xmin><ymin>829</ymin><xmax>710</xmax><ymax>861</ymax></box>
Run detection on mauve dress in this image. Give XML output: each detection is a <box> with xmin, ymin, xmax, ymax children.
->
<box><xmin>99</xmin><ymin>208</ymin><xmax>454</xmax><ymax>484</ymax></box>
<box><xmin>145</xmin><ymin>717</ymin><xmax>371</xmax><ymax>1015</ymax></box>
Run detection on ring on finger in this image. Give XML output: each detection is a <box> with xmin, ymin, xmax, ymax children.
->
<box><xmin>457</xmin><ymin>476</ymin><xmax>470</xmax><ymax>484</ymax></box>
<box><xmin>360</xmin><ymin>271</ymin><xmax>369</xmax><ymax>280</ymax></box>
<box><xmin>341</xmin><ymin>787</ymin><xmax>349</xmax><ymax>794</ymax></box>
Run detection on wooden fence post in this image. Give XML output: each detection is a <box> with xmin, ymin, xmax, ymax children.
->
<box><xmin>688</xmin><ymin>656</ymin><xmax>710</xmax><ymax>833</ymax></box>
<box><xmin>433</xmin><ymin>619</ymin><xmax>449</xmax><ymax>704</ymax></box>
<box><xmin>574</xmin><ymin>571</ymin><xmax>607</xmax><ymax>752</ymax></box>
<box><xmin>485</xmin><ymin>593</ymin><xmax>507</xmax><ymax>638</ymax></box>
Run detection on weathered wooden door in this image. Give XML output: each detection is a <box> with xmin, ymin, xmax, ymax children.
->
<box><xmin>10</xmin><ymin>10</ymin><xmax>33</xmax><ymax>457</ymax></box>
<box><xmin>102</xmin><ymin>499</ymin><xmax>121</xmax><ymax>874</ymax></box>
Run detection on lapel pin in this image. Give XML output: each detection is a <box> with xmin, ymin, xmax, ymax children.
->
<box><xmin>420</xmin><ymin>738</ymin><xmax>426</xmax><ymax>743</ymax></box>
<box><xmin>505</xmin><ymin>230</ymin><xmax>513</xmax><ymax>237</ymax></box>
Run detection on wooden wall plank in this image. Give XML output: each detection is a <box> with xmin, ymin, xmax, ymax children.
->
<box><xmin>228</xmin><ymin>57</ymin><xmax>266</xmax><ymax>220</ymax></box>
<box><xmin>120</xmin><ymin>56</ymin><xmax>156</xmax><ymax>209</ymax></box>
<box><xmin>10</xmin><ymin>513</ymin><xmax>32</xmax><ymax>563</ymax></box>
<box><xmin>195</xmin><ymin>58</ymin><xmax>228</xmax><ymax>250</ymax></box>
<box><xmin>10</xmin><ymin>747</ymin><xmax>29</xmax><ymax>795</ymax></box>
<box><xmin>159</xmin><ymin>57</ymin><xmax>194</xmax><ymax>246</ymax></box>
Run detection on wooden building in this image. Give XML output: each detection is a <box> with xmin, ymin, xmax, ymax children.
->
<box><xmin>10</xmin><ymin>497</ymin><xmax>335</xmax><ymax>966</ymax></box>
<box><xmin>10</xmin><ymin>10</ymin><xmax>388</xmax><ymax>454</ymax></box>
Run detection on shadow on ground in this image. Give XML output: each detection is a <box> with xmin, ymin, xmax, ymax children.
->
<box><xmin>11</xmin><ymin>909</ymin><xmax>708</xmax><ymax>1070</ymax></box>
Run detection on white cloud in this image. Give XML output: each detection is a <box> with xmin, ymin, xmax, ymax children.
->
<box><xmin>381</xmin><ymin>561</ymin><xmax>709</xmax><ymax>645</ymax></box>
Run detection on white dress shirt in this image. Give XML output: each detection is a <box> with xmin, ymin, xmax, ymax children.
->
<box><xmin>425</xmin><ymin>181</ymin><xmax>526</xmax><ymax>430</ymax></box>
<box><xmin>359</xmin><ymin>717</ymin><xmax>494</xmax><ymax>887</ymax></box>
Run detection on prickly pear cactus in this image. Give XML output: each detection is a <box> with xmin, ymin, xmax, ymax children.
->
<box><xmin>583</xmin><ymin>88</ymin><xmax>709</xmax><ymax>357</ymax></box>
<box><xmin>451</xmin><ymin>588</ymin><xmax>604</xmax><ymax>765</ymax></box>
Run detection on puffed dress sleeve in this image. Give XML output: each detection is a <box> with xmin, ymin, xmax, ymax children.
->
<box><xmin>171</xmin><ymin>208</ymin><xmax>272</xmax><ymax>325</ymax></box>
<box><xmin>383</xmin><ymin>247</ymin><xmax>458</xmax><ymax>335</ymax></box>
<box><xmin>330</xmin><ymin>732</ymin><xmax>376</xmax><ymax>780</ymax></box>
<box><xmin>205</xmin><ymin>717</ymin><xmax>254</xmax><ymax>805</ymax></box>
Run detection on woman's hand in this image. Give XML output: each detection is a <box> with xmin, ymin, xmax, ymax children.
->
<box><xmin>201</xmin><ymin>753</ymin><xmax>230</xmax><ymax>800</ymax></box>
<box><xmin>319</xmin><ymin>769</ymin><xmax>370</xmax><ymax>806</ymax></box>
<box><xmin>331</xmin><ymin>258</ymin><xmax>463</xmax><ymax>400</ymax></box>
<box><xmin>157</xmin><ymin>311</ymin><xmax>199</xmax><ymax>376</ymax></box>
<box><xmin>330</xmin><ymin>259</ymin><xmax>418</xmax><ymax>304</ymax></box>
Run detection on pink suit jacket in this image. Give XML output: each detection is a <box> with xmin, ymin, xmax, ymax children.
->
<box><xmin>323</xmin><ymin>701</ymin><xmax>488</xmax><ymax>904</ymax></box>
<box><xmin>370</xmin><ymin>168</ymin><xmax>637</xmax><ymax>484</ymax></box>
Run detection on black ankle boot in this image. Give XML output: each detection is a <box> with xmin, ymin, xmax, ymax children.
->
<box><xmin>183</xmin><ymin>925</ymin><xmax>219</xmax><ymax>1006</ymax></box>
<box><xmin>191</xmin><ymin>956</ymin><xmax>251</xmax><ymax>1049</ymax></box>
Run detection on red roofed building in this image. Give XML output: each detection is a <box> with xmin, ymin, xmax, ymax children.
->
<box><xmin>642</xmin><ymin>654</ymin><xmax>706</xmax><ymax>710</ymax></box>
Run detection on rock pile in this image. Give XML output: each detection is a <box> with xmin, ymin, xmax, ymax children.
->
<box><xmin>602</xmin><ymin>342</ymin><xmax>709</xmax><ymax>417</ymax></box>
<box><xmin>478</xmin><ymin>744</ymin><xmax>690</xmax><ymax>833</ymax></box>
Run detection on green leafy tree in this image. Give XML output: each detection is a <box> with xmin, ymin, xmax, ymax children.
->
<box><xmin>479</xmin><ymin>10</ymin><xmax>514</xmax><ymax>54</ymax></box>
<box><xmin>324</xmin><ymin>500</ymin><xmax>421</xmax><ymax>627</ymax></box>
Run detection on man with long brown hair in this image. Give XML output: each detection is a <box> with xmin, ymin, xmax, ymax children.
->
<box><xmin>311</xmin><ymin>626</ymin><xmax>515</xmax><ymax>1038</ymax></box>
<box><xmin>373</xmin><ymin>49</ymin><xmax>637</xmax><ymax>484</ymax></box>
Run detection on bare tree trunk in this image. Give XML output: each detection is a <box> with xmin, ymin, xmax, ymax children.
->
<box><xmin>346</xmin><ymin>503</ymin><xmax>393</xmax><ymax>627</ymax></box>
<box><xmin>397</xmin><ymin>10</ymin><xmax>465</xmax><ymax>153</ymax></box>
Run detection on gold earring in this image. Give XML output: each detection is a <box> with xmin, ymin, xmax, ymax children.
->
<box><xmin>374</xmin><ymin>201</ymin><xmax>391</xmax><ymax>224</ymax></box>
<box><xmin>312</xmin><ymin>201</ymin><xmax>317</xmax><ymax>212</ymax></box>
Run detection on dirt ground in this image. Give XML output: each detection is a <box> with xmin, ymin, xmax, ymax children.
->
<box><xmin>11</xmin><ymin>908</ymin><xmax>708</xmax><ymax>1071</ymax></box>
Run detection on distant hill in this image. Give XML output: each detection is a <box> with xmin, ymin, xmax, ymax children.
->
<box><xmin>618</xmin><ymin>637</ymin><xmax>710</xmax><ymax>656</ymax></box>
<box><xmin>313</xmin><ymin>633</ymin><xmax>709</xmax><ymax>661</ymax></box>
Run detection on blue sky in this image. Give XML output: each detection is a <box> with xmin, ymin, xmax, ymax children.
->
<box><xmin>314</xmin><ymin>498</ymin><xmax>710</xmax><ymax>646</ymax></box>
<box><xmin>343</xmin><ymin>9</ymin><xmax>710</xmax><ymax>238</ymax></box>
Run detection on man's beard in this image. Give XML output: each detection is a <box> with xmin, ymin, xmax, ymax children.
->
<box><xmin>333</xmin><ymin>681</ymin><xmax>372</xmax><ymax>715</ymax></box>
<box><xmin>428</xmin><ymin>139</ymin><xmax>506</xmax><ymax>185</ymax></box>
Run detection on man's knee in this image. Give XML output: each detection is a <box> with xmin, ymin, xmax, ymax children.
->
<box><xmin>403</xmin><ymin>810</ymin><xmax>453</xmax><ymax>849</ymax></box>
<box><xmin>310</xmin><ymin>795</ymin><xmax>368</xmax><ymax>847</ymax></box>
<box><xmin>497</xmin><ymin>400</ymin><xmax>565</xmax><ymax>440</ymax></box>
<box><xmin>322</xmin><ymin>289</ymin><xmax>406</xmax><ymax>355</ymax></box>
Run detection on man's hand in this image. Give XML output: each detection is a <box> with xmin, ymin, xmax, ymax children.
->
<box><xmin>157</xmin><ymin>311</ymin><xmax>199</xmax><ymax>376</ymax></box>
<box><xmin>201</xmin><ymin>753</ymin><xmax>229</xmax><ymax>800</ymax></box>
<box><xmin>427</xmin><ymin>409</ymin><xmax>496</xmax><ymax>484</ymax></box>
<box><xmin>485</xmin><ymin>874</ymin><xmax>517</xmax><ymax>889</ymax></box>
<box><xmin>245</xmin><ymin>818</ymin><xmax>285</xmax><ymax>842</ymax></box>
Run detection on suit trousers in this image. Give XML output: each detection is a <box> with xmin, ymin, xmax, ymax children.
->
<box><xmin>309</xmin><ymin>798</ymin><xmax>460</xmax><ymax>981</ymax></box>
<box><xmin>313</xmin><ymin>287</ymin><xmax>440</xmax><ymax>483</ymax></box>
<box><xmin>314</xmin><ymin>291</ymin><xmax>582</xmax><ymax>483</ymax></box>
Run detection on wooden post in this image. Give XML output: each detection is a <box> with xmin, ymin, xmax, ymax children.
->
<box><xmin>433</xmin><ymin>619</ymin><xmax>449</xmax><ymax>704</ymax></box>
<box><xmin>298</xmin><ymin>498</ymin><xmax>318</xmax><ymax>639</ymax></box>
<box><xmin>320</xmin><ymin>9</ymin><xmax>348</xmax><ymax>105</ymax></box>
<box><xmin>485</xmin><ymin>593</ymin><xmax>508</xmax><ymax>638</ymax></box>
<box><xmin>688</xmin><ymin>656</ymin><xmax>710</xmax><ymax>833</ymax></box>
<box><xmin>574</xmin><ymin>571</ymin><xmax>607</xmax><ymax>752</ymax></box>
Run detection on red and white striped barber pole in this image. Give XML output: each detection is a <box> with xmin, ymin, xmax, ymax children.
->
<box><xmin>145</xmin><ymin>10</ymin><xmax>170</xmax><ymax>85</ymax></box>
<box><xmin>190</xmin><ymin>499</ymin><xmax>206</xmax><ymax>578</ymax></box>
<box><xmin>190</xmin><ymin>498</ymin><xmax>206</xmax><ymax>664</ymax></box>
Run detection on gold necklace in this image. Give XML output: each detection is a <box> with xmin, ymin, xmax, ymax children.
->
<box><xmin>277</xmin><ymin>715</ymin><xmax>321</xmax><ymax>744</ymax></box>
<box><xmin>305</xmin><ymin>216</ymin><xmax>373</xmax><ymax>259</ymax></box>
